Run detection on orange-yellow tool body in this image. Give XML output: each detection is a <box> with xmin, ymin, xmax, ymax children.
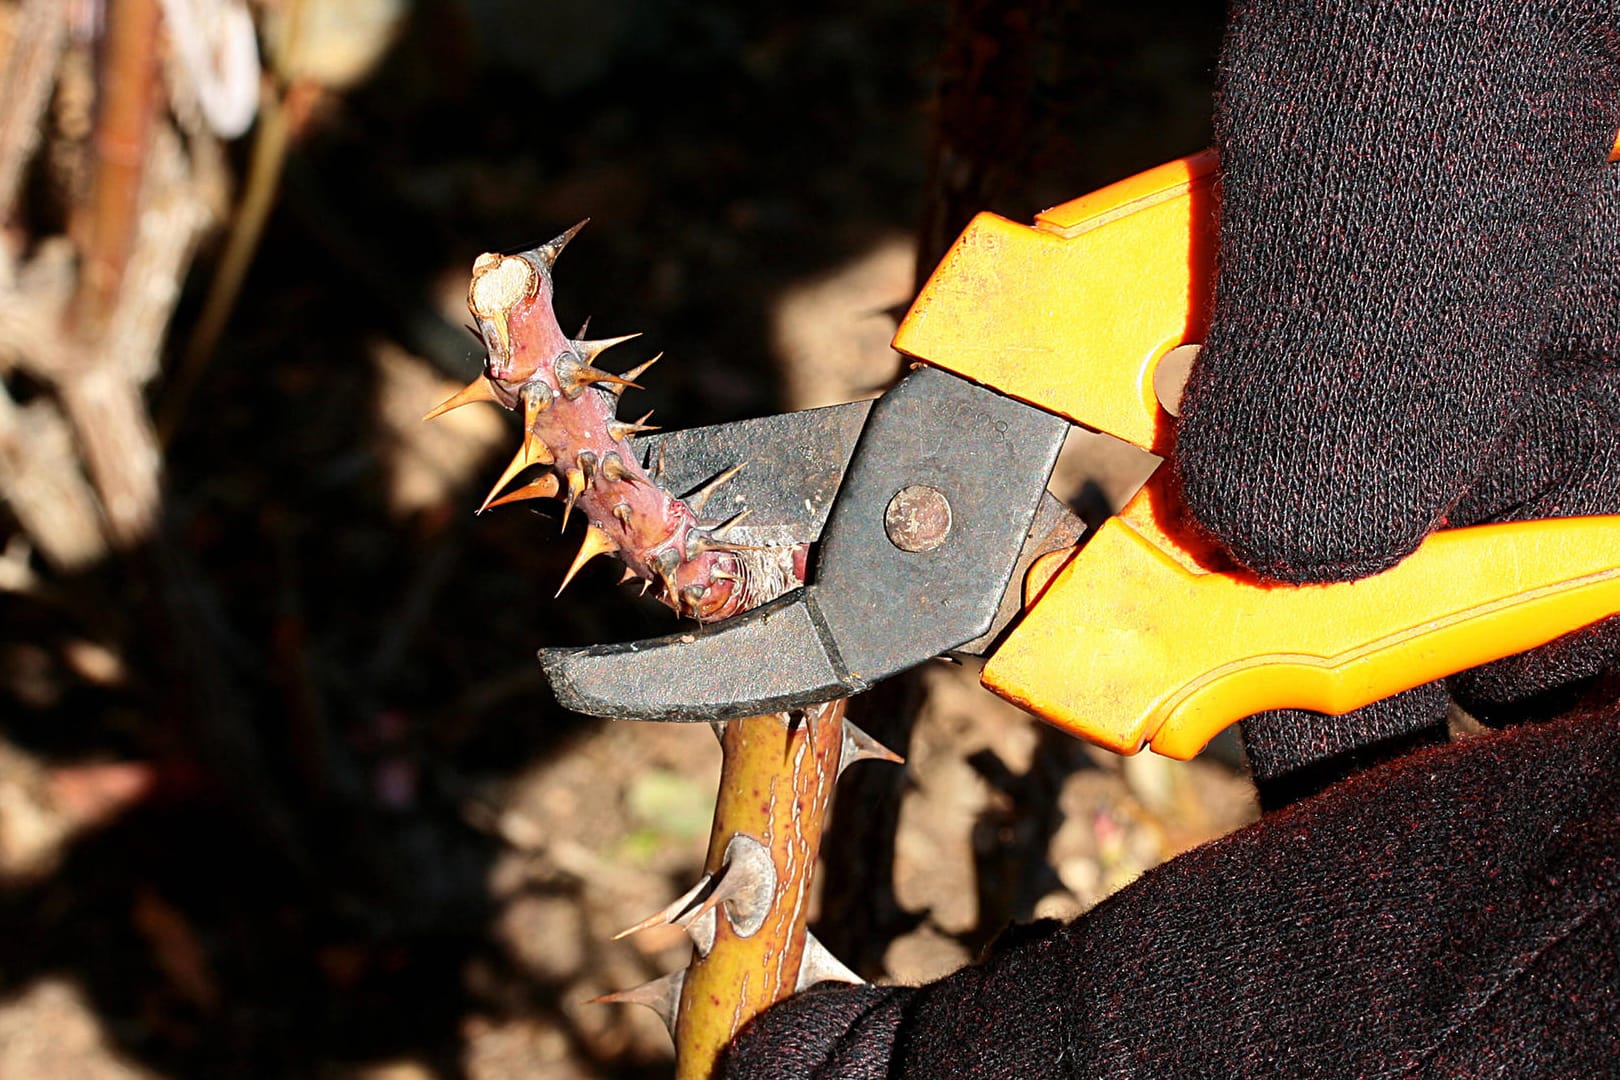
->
<box><xmin>895</xmin><ymin>150</ymin><xmax>1620</xmax><ymax>759</ymax></box>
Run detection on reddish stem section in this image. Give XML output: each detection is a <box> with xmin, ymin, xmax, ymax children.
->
<box><xmin>447</xmin><ymin>237</ymin><xmax>805</xmax><ymax>619</ymax></box>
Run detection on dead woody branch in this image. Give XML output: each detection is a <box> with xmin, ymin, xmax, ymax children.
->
<box><xmin>0</xmin><ymin>0</ymin><xmax>249</xmax><ymax>569</ymax></box>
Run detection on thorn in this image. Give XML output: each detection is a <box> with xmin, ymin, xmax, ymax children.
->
<box><xmin>613</xmin><ymin>502</ymin><xmax>633</xmax><ymax>525</ymax></box>
<box><xmin>619</xmin><ymin>566</ymin><xmax>638</xmax><ymax>585</ymax></box>
<box><xmin>589</xmin><ymin>968</ymin><xmax>683</xmax><ymax>1036</ymax></box>
<box><xmin>709</xmin><ymin>569</ymin><xmax>738</xmax><ymax>583</ymax></box>
<box><xmin>532</xmin><ymin>220</ymin><xmax>588</xmax><ymax>270</ymax></box>
<box><xmin>557</xmin><ymin>525</ymin><xmax>619</xmax><ymax>596</ymax></box>
<box><xmin>574</xmin><ymin>317</ymin><xmax>590</xmax><ymax>338</ymax></box>
<box><xmin>650</xmin><ymin>547</ymin><xmax>681</xmax><ymax>596</ymax></box>
<box><xmin>424</xmin><ymin>377</ymin><xmax>499</xmax><ymax>421</ymax></box>
<box><xmin>586</xmin><ymin>367</ymin><xmax>643</xmax><ymax>392</ymax></box>
<box><xmin>639</xmin><ymin>578</ymin><xmax>652</xmax><ymax>597</ymax></box>
<box><xmin>612</xmin><ymin>352</ymin><xmax>662</xmax><ymax>396</ymax></box>
<box><xmin>554</xmin><ymin>354</ymin><xmax>642</xmax><ymax>399</ymax></box>
<box><xmin>686</xmin><ymin>530</ymin><xmax>768</xmax><ymax>559</ymax></box>
<box><xmin>486</xmin><ymin>472</ymin><xmax>561</xmax><ymax>509</ymax></box>
<box><xmin>798</xmin><ymin>931</ymin><xmax>863</xmax><ymax>990</ymax></box>
<box><xmin>572</xmin><ymin>333</ymin><xmax>642</xmax><ymax>364</ymax></box>
<box><xmin>710</xmin><ymin>509</ymin><xmax>753</xmax><ymax>539</ymax></box>
<box><xmin>701</xmin><ymin>834</ymin><xmax>778</xmax><ymax>938</ymax></box>
<box><xmin>685</xmin><ymin>463</ymin><xmax>745</xmax><ymax>515</ymax></box>
<box><xmin>612</xmin><ymin>874</ymin><xmax>714</xmax><ymax>941</ymax></box>
<box><xmin>600</xmin><ymin>452</ymin><xmax>639</xmax><ymax>485</ymax></box>
<box><xmin>839</xmin><ymin>718</ymin><xmax>905</xmax><ymax>777</ymax></box>
<box><xmin>479</xmin><ymin>433</ymin><xmax>556</xmax><ymax>513</ymax></box>
<box><xmin>681</xmin><ymin>584</ymin><xmax>708</xmax><ymax>614</ymax></box>
<box><xmin>607</xmin><ymin>411</ymin><xmax>659</xmax><ymax>443</ymax></box>
<box><xmin>560</xmin><ymin>467</ymin><xmax>586</xmax><ymax>531</ymax></box>
<box><xmin>463</xmin><ymin>323</ymin><xmax>487</xmax><ymax>345</ymax></box>
<box><xmin>521</xmin><ymin>379</ymin><xmax>555</xmax><ymax>422</ymax></box>
<box><xmin>653</xmin><ymin>441</ymin><xmax>667</xmax><ymax>479</ymax></box>
<box><xmin>577</xmin><ymin>450</ymin><xmax>598</xmax><ymax>487</ymax></box>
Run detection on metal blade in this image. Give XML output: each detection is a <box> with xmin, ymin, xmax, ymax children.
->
<box><xmin>630</xmin><ymin>400</ymin><xmax>872</xmax><ymax>546</ymax></box>
<box><xmin>541</xmin><ymin>588</ymin><xmax>864</xmax><ymax>721</ymax></box>
<box><xmin>954</xmin><ymin>490</ymin><xmax>1087</xmax><ymax>657</ymax></box>
<box><xmin>541</xmin><ymin>368</ymin><xmax>1078</xmax><ymax>721</ymax></box>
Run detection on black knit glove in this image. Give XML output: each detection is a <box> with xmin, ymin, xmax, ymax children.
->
<box><xmin>1170</xmin><ymin>0</ymin><xmax>1620</xmax><ymax>807</ymax></box>
<box><xmin>722</xmin><ymin>694</ymin><xmax>1620</xmax><ymax>1079</ymax></box>
<box><xmin>717</xmin><ymin>5</ymin><xmax>1620</xmax><ymax>1076</ymax></box>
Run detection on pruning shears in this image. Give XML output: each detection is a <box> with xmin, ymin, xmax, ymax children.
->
<box><xmin>538</xmin><ymin>148</ymin><xmax>1620</xmax><ymax>760</ymax></box>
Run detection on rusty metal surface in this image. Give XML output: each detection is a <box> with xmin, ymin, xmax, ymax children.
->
<box><xmin>540</xmin><ymin>588</ymin><xmax>860</xmax><ymax>720</ymax></box>
<box><xmin>631</xmin><ymin>400</ymin><xmax>872</xmax><ymax>548</ymax></box>
<box><xmin>884</xmin><ymin>484</ymin><xmax>952</xmax><ymax>552</ymax></box>
<box><xmin>955</xmin><ymin>491</ymin><xmax>1087</xmax><ymax>657</ymax></box>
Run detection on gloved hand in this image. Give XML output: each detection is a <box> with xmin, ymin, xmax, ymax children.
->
<box><xmin>720</xmin><ymin>693</ymin><xmax>1620</xmax><ymax>1080</ymax></box>
<box><xmin>1171</xmin><ymin>0</ymin><xmax>1620</xmax><ymax>807</ymax></box>
<box><xmin>717</xmin><ymin>5</ymin><xmax>1620</xmax><ymax>1075</ymax></box>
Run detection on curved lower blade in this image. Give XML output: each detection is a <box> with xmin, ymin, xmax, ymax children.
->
<box><xmin>539</xmin><ymin>589</ymin><xmax>865</xmax><ymax>721</ymax></box>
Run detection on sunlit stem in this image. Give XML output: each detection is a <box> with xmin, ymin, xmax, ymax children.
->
<box><xmin>673</xmin><ymin>701</ymin><xmax>846</xmax><ymax>1079</ymax></box>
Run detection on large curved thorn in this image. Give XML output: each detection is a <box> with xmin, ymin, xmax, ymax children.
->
<box><xmin>486</xmin><ymin>472</ymin><xmax>560</xmax><ymax>509</ymax></box>
<box><xmin>798</xmin><ymin>931</ymin><xmax>863</xmax><ymax>989</ymax></box>
<box><xmin>839</xmin><ymin>719</ymin><xmax>904</xmax><ymax>776</ymax></box>
<box><xmin>589</xmin><ymin>967</ymin><xmax>683</xmax><ymax>1035</ymax></box>
<box><xmin>532</xmin><ymin>219</ymin><xmax>588</xmax><ymax>269</ymax></box>
<box><xmin>612</xmin><ymin>873</ymin><xmax>714</xmax><ymax>941</ymax></box>
<box><xmin>423</xmin><ymin>377</ymin><xmax>498</xmax><ymax>421</ymax></box>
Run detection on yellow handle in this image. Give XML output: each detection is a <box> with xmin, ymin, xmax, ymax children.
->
<box><xmin>993</xmin><ymin>478</ymin><xmax>1620</xmax><ymax>759</ymax></box>
<box><xmin>895</xmin><ymin>149</ymin><xmax>1218</xmax><ymax>457</ymax></box>
<box><xmin>893</xmin><ymin>148</ymin><xmax>1620</xmax><ymax>757</ymax></box>
<box><xmin>897</xmin><ymin>137</ymin><xmax>1620</xmax><ymax>454</ymax></box>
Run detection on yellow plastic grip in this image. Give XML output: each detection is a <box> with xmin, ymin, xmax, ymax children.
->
<box><xmin>995</xmin><ymin>484</ymin><xmax>1620</xmax><ymax>759</ymax></box>
<box><xmin>895</xmin><ymin>150</ymin><xmax>1218</xmax><ymax>457</ymax></box>
<box><xmin>893</xmin><ymin>149</ymin><xmax>1620</xmax><ymax>758</ymax></box>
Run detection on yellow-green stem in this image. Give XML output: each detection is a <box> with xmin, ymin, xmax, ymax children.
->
<box><xmin>674</xmin><ymin>701</ymin><xmax>846</xmax><ymax>1079</ymax></box>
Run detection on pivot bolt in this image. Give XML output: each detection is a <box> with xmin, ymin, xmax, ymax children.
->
<box><xmin>884</xmin><ymin>485</ymin><xmax>951</xmax><ymax>552</ymax></box>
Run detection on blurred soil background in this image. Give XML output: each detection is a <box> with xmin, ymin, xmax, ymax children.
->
<box><xmin>0</xmin><ymin>1</ymin><xmax>1252</xmax><ymax>1076</ymax></box>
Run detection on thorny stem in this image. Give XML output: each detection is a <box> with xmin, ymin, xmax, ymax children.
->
<box><xmin>437</xmin><ymin>231</ymin><xmax>896</xmax><ymax>1078</ymax></box>
<box><xmin>674</xmin><ymin>704</ymin><xmax>846</xmax><ymax>1079</ymax></box>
